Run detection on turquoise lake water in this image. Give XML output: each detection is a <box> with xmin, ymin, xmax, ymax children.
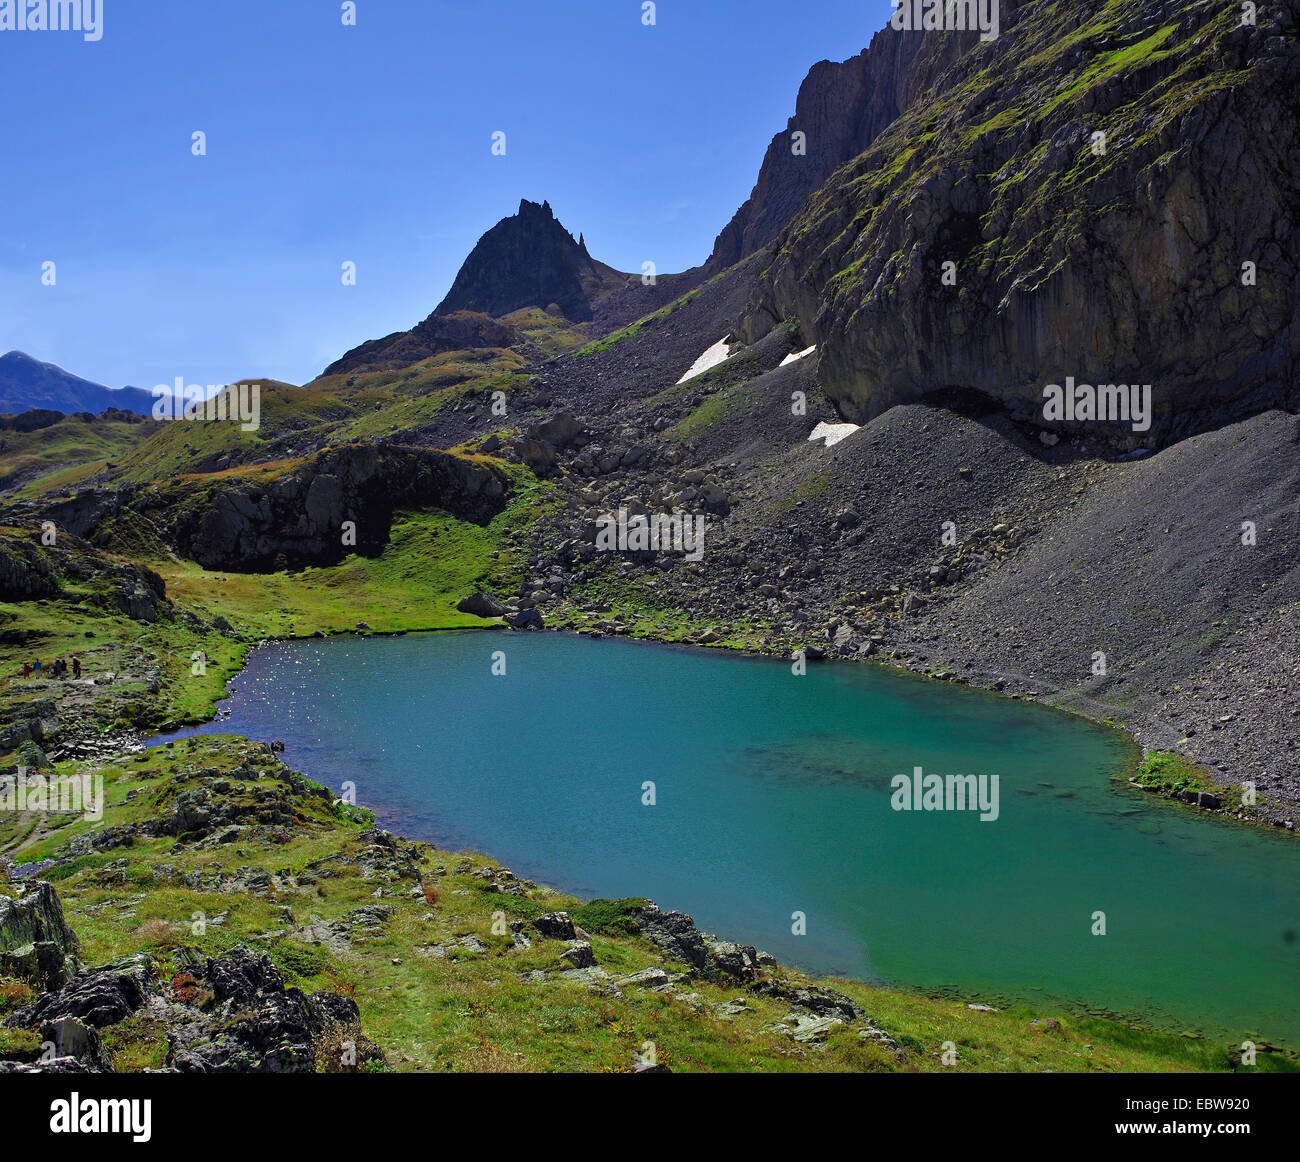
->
<box><xmin>167</xmin><ymin>630</ymin><xmax>1300</xmax><ymax>1046</ymax></box>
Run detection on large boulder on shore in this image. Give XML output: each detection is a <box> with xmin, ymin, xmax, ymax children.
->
<box><xmin>457</xmin><ymin>591</ymin><xmax>506</xmax><ymax>618</ymax></box>
<box><xmin>506</xmin><ymin>608</ymin><xmax>545</xmax><ymax>631</ymax></box>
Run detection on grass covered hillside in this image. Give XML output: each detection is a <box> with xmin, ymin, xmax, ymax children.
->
<box><xmin>0</xmin><ymin>412</ymin><xmax>156</xmax><ymax>499</ymax></box>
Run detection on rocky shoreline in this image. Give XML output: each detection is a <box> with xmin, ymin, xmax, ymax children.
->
<box><xmin>0</xmin><ymin>736</ymin><xmax>909</xmax><ymax>1073</ymax></box>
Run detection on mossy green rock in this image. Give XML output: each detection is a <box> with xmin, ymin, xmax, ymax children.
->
<box><xmin>0</xmin><ymin>881</ymin><xmax>79</xmax><ymax>991</ymax></box>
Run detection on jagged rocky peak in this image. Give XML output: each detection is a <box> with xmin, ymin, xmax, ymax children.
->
<box><xmin>434</xmin><ymin>198</ymin><xmax>614</xmax><ymax>322</ymax></box>
<box><xmin>322</xmin><ymin>198</ymin><xmax>641</xmax><ymax>377</ymax></box>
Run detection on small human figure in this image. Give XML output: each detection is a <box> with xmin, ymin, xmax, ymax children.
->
<box><xmin>22</xmin><ymin>662</ymin><xmax>31</xmax><ymax>677</ymax></box>
<box><xmin>72</xmin><ymin>657</ymin><xmax>82</xmax><ymax>679</ymax></box>
<box><xmin>33</xmin><ymin>659</ymin><xmax>42</xmax><ymax>677</ymax></box>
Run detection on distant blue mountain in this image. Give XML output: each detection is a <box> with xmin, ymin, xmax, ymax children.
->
<box><xmin>0</xmin><ymin>351</ymin><xmax>156</xmax><ymax>416</ymax></box>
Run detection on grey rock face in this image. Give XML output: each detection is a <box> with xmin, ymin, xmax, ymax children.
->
<box><xmin>166</xmin><ymin>444</ymin><xmax>509</xmax><ymax>572</ymax></box>
<box><xmin>9</xmin><ymin>953</ymin><xmax>151</xmax><ymax>1029</ymax></box>
<box><xmin>0</xmin><ymin>882</ymin><xmax>79</xmax><ymax>991</ymax></box>
<box><xmin>629</xmin><ymin>903</ymin><xmax>717</xmax><ymax>979</ymax></box>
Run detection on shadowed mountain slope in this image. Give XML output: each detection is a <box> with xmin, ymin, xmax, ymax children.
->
<box><xmin>0</xmin><ymin>352</ymin><xmax>155</xmax><ymax>417</ymax></box>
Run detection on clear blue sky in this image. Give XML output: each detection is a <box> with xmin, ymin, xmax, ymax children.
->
<box><xmin>1</xmin><ymin>0</ymin><xmax>893</xmax><ymax>390</ymax></box>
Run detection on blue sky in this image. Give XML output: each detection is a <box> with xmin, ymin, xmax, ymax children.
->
<box><xmin>1</xmin><ymin>0</ymin><xmax>893</xmax><ymax>390</ymax></box>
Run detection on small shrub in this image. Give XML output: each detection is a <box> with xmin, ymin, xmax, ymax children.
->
<box><xmin>570</xmin><ymin>898</ymin><xmax>649</xmax><ymax>936</ymax></box>
<box><xmin>271</xmin><ymin>941</ymin><xmax>333</xmax><ymax>982</ymax></box>
<box><xmin>1134</xmin><ymin>750</ymin><xmax>1203</xmax><ymax>795</ymax></box>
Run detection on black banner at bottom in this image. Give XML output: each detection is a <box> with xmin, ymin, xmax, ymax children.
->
<box><xmin>0</xmin><ymin>1070</ymin><xmax>1289</xmax><ymax>1149</ymax></box>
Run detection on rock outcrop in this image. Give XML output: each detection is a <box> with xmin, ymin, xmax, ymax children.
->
<box><xmin>1</xmin><ymin>884</ymin><xmax>385</xmax><ymax>1074</ymax></box>
<box><xmin>0</xmin><ymin>539</ymin><xmax>59</xmax><ymax>601</ymax></box>
<box><xmin>0</xmin><ymin>700</ymin><xmax>59</xmax><ymax>753</ymax></box>
<box><xmin>164</xmin><ymin>444</ymin><xmax>510</xmax><ymax>572</ymax></box>
<box><xmin>630</xmin><ymin>903</ymin><xmax>718</xmax><ymax>979</ymax></box>
<box><xmin>0</xmin><ymin>882</ymin><xmax>79</xmax><ymax>991</ymax></box>
<box><xmin>168</xmin><ymin>946</ymin><xmax>386</xmax><ymax>1073</ymax></box>
<box><xmin>10</xmin><ymin>953</ymin><xmax>151</xmax><ymax>1029</ymax></box>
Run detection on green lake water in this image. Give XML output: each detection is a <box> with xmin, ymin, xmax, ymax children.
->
<box><xmin>172</xmin><ymin>630</ymin><xmax>1300</xmax><ymax>1046</ymax></box>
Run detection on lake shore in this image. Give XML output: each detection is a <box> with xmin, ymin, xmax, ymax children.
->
<box><xmin>114</xmin><ymin>628</ymin><xmax>1300</xmax><ymax>1050</ymax></box>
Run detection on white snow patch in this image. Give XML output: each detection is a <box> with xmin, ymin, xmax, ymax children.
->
<box><xmin>780</xmin><ymin>345</ymin><xmax>817</xmax><ymax>367</ymax></box>
<box><xmin>676</xmin><ymin>336</ymin><xmax>732</xmax><ymax>384</ymax></box>
<box><xmin>809</xmin><ymin>421</ymin><xmax>860</xmax><ymax>448</ymax></box>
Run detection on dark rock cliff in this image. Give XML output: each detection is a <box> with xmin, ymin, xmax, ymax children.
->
<box><xmin>739</xmin><ymin>0</ymin><xmax>1300</xmax><ymax>447</ymax></box>
<box><xmin>163</xmin><ymin>445</ymin><xmax>510</xmax><ymax>572</ymax></box>
<box><xmin>706</xmin><ymin>6</ymin><xmax>1021</xmax><ymax>272</ymax></box>
<box><xmin>708</xmin><ymin>27</ymin><xmax>927</xmax><ymax>271</ymax></box>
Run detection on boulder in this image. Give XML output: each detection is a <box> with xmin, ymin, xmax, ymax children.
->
<box><xmin>559</xmin><ymin>941</ymin><xmax>596</xmax><ymax>969</ymax></box>
<box><xmin>527</xmin><ymin>413</ymin><xmax>584</xmax><ymax>447</ymax></box>
<box><xmin>710</xmin><ymin>940</ymin><xmax>761</xmax><ymax>981</ymax></box>
<box><xmin>40</xmin><ymin>1016</ymin><xmax>112</xmax><ymax>1071</ymax></box>
<box><xmin>506</xmin><ymin>608</ymin><xmax>545</xmax><ymax>631</ymax></box>
<box><xmin>1180</xmin><ymin>790</ymin><xmax>1222</xmax><ymax>810</ymax></box>
<box><xmin>515</xmin><ymin>439</ymin><xmax>557</xmax><ymax>472</ymax></box>
<box><xmin>532</xmin><ymin>912</ymin><xmax>577</xmax><ymax>941</ymax></box>
<box><xmin>456</xmin><ymin>591</ymin><xmax>506</xmax><ymax>618</ymax></box>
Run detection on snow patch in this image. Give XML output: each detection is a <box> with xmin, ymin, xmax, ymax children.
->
<box><xmin>676</xmin><ymin>336</ymin><xmax>732</xmax><ymax>384</ymax></box>
<box><xmin>780</xmin><ymin>345</ymin><xmax>817</xmax><ymax>367</ymax></box>
<box><xmin>809</xmin><ymin>421</ymin><xmax>860</xmax><ymax>448</ymax></box>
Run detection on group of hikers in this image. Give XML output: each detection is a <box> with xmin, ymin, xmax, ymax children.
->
<box><xmin>21</xmin><ymin>657</ymin><xmax>81</xmax><ymax>680</ymax></box>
